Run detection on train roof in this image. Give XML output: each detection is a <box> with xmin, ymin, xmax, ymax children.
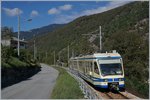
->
<box><xmin>93</xmin><ymin>53</ymin><xmax>121</xmax><ymax>57</ymax></box>
<box><xmin>70</xmin><ymin>52</ymin><xmax>122</xmax><ymax>60</ymax></box>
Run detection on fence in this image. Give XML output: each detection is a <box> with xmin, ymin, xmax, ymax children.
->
<box><xmin>64</xmin><ymin>67</ymin><xmax>103</xmax><ymax>99</ymax></box>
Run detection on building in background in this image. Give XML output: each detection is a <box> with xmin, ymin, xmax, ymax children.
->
<box><xmin>1</xmin><ymin>37</ymin><xmax>28</xmax><ymax>49</ymax></box>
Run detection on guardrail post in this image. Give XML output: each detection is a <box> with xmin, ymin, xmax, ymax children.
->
<box><xmin>67</xmin><ymin>68</ymin><xmax>103</xmax><ymax>99</ymax></box>
<box><xmin>85</xmin><ymin>85</ymin><xmax>88</xmax><ymax>98</ymax></box>
<box><xmin>89</xmin><ymin>89</ymin><xmax>92</xmax><ymax>99</ymax></box>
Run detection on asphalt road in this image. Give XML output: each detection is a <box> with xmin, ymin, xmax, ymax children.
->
<box><xmin>1</xmin><ymin>63</ymin><xmax>59</xmax><ymax>99</ymax></box>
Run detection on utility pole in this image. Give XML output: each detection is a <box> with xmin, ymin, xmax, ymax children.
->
<box><xmin>17</xmin><ymin>10</ymin><xmax>32</xmax><ymax>57</ymax></box>
<box><xmin>58</xmin><ymin>53</ymin><xmax>60</xmax><ymax>61</ymax></box>
<box><xmin>72</xmin><ymin>49</ymin><xmax>74</xmax><ymax>57</ymax></box>
<box><xmin>17</xmin><ymin>9</ymin><xmax>20</xmax><ymax>56</ymax></box>
<box><xmin>38</xmin><ymin>52</ymin><xmax>40</xmax><ymax>61</ymax></box>
<box><xmin>54</xmin><ymin>51</ymin><xmax>56</xmax><ymax>66</ymax></box>
<box><xmin>99</xmin><ymin>26</ymin><xmax>102</xmax><ymax>52</ymax></box>
<box><xmin>35</xmin><ymin>32</ymin><xmax>38</xmax><ymax>60</ymax></box>
<box><xmin>33</xmin><ymin>32</ymin><xmax>38</xmax><ymax>60</ymax></box>
<box><xmin>33</xmin><ymin>34</ymin><xmax>36</xmax><ymax>60</ymax></box>
<box><xmin>82</xmin><ymin>25</ymin><xmax>103</xmax><ymax>53</ymax></box>
<box><xmin>68</xmin><ymin>45</ymin><xmax>69</xmax><ymax>66</ymax></box>
<box><xmin>45</xmin><ymin>51</ymin><xmax>47</xmax><ymax>59</ymax></box>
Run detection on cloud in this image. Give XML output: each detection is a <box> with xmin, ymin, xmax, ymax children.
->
<box><xmin>48</xmin><ymin>8</ymin><xmax>60</xmax><ymax>15</ymax></box>
<box><xmin>2</xmin><ymin>7</ymin><xmax>23</xmax><ymax>17</ymax></box>
<box><xmin>53</xmin><ymin>13</ymin><xmax>78</xmax><ymax>24</ymax></box>
<box><xmin>30</xmin><ymin>10</ymin><xmax>39</xmax><ymax>17</ymax></box>
<box><xmin>48</xmin><ymin>4</ymin><xmax>72</xmax><ymax>15</ymax></box>
<box><xmin>83</xmin><ymin>1</ymin><xmax>132</xmax><ymax>15</ymax></box>
<box><xmin>59</xmin><ymin>4</ymin><xmax>72</xmax><ymax>11</ymax></box>
<box><xmin>52</xmin><ymin>1</ymin><xmax>131</xmax><ymax>24</ymax></box>
<box><xmin>109</xmin><ymin>1</ymin><xmax>132</xmax><ymax>7</ymax></box>
<box><xmin>82</xmin><ymin>7</ymin><xmax>106</xmax><ymax>15</ymax></box>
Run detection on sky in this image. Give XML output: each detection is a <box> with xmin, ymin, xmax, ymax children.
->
<box><xmin>1</xmin><ymin>1</ymin><xmax>132</xmax><ymax>32</ymax></box>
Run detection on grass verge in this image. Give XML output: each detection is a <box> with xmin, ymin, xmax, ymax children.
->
<box><xmin>50</xmin><ymin>66</ymin><xmax>84</xmax><ymax>99</ymax></box>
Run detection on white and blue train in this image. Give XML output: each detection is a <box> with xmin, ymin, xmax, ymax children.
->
<box><xmin>69</xmin><ymin>51</ymin><xmax>125</xmax><ymax>91</ymax></box>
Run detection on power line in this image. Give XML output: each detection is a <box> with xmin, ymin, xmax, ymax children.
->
<box><xmin>17</xmin><ymin>9</ymin><xmax>20</xmax><ymax>57</ymax></box>
<box><xmin>99</xmin><ymin>26</ymin><xmax>102</xmax><ymax>52</ymax></box>
<box><xmin>68</xmin><ymin>45</ymin><xmax>70</xmax><ymax>66</ymax></box>
<box><xmin>33</xmin><ymin>34</ymin><xmax>36</xmax><ymax>59</ymax></box>
<box><xmin>54</xmin><ymin>51</ymin><xmax>56</xmax><ymax>66</ymax></box>
<box><xmin>82</xmin><ymin>26</ymin><xmax>103</xmax><ymax>52</ymax></box>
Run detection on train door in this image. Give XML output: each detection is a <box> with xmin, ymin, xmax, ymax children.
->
<box><xmin>93</xmin><ymin>61</ymin><xmax>100</xmax><ymax>78</ymax></box>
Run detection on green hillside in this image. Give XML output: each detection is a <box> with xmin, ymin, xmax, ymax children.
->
<box><xmin>32</xmin><ymin>1</ymin><xmax>149</xmax><ymax>98</ymax></box>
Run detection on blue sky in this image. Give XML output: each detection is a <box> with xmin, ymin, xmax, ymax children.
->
<box><xmin>1</xmin><ymin>1</ymin><xmax>131</xmax><ymax>32</ymax></box>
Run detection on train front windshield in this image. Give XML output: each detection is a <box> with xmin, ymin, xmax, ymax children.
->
<box><xmin>100</xmin><ymin>63</ymin><xmax>123</xmax><ymax>76</ymax></box>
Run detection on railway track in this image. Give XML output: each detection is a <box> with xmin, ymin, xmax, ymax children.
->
<box><xmin>104</xmin><ymin>91</ymin><xmax>129</xmax><ymax>99</ymax></box>
<box><xmin>67</xmin><ymin>68</ymin><xmax>140</xmax><ymax>99</ymax></box>
<box><xmin>93</xmin><ymin>87</ymin><xmax>129</xmax><ymax>99</ymax></box>
<box><xmin>80</xmin><ymin>77</ymin><xmax>129</xmax><ymax>99</ymax></box>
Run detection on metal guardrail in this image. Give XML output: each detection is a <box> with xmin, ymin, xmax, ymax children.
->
<box><xmin>63</xmin><ymin>67</ymin><xmax>103</xmax><ymax>99</ymax></box>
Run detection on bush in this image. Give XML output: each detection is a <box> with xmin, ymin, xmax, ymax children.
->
<box><xmin>1</xmin><ymin>61</ymin><xmax>11</xmax><ymax>68</ymax></box>
<box><xmin>1</xmin><ymin>46</ymin><xmax>15</xmax><ymax>63</ymax></box>
<box><xmin>8</xmin><ymin>57</ymin><xmax>29</xmax><ymax>68</ymax></box>
<box><xmin>125</xmin><ymin>77</ymin><xmax>149</xmax><ymax>98</ymax></box>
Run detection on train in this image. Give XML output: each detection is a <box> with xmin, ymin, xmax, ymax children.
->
<box><xmin>69</xmin><ymin>51</ymin><xmax>125</xmax><ymax>91</ymax></box>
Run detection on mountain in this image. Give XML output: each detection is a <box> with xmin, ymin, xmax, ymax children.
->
<box><xmin>13</xmin><ymin>24</ymin><xmax>66</xmax><ymax>40</ymax></box>
<box><xmin>35</xmin><ymin>1</ymin><xmax>148</xmax><ymax>60</ymax></box>
<box><xmin>30</xmin><ymin>1</ymin><xmax>149</xmax><ymax>98</ymax></box>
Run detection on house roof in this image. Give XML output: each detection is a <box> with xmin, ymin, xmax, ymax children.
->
<box><xmin>11</xmin><ymin>37</ymin><xmax>28</xmax><ymax>43</ymax></box>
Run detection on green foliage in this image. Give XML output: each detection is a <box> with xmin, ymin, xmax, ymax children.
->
<box><xmin>19</xmin><ymin>49</ymin><xmax>33</xmax><ymax>63</ymax></box>
<box><xmin>1</xmin><ymin>46</ymin><xmax>41</xmax><ymax>74</ymax></box>
<box><xmin>51</xmin><ymin>66</ymin><xmax>84</xmax><ymax>99</ymax></box>
<box><xmin>8</xmin><ymin>57</ymin><xmax>29</xmax><ymax>68</ymax></box>
<box><xmin>125</xmin><ymin>77</ymin><xmax>149</xmax><ymax>99</ymax></box>
<box><xmin>102</xmin><ymin>19</ymin><xmax>148</xmax><ymax>98</ymax></box>
<box><xmin>1</xmin><ymin>44</ymin><xmax>39</xmax><ymax>68</ymax></box>
<box><xmin>1</xmin><ymin>46</ymin><xmax>15</xmax><ymax>63</ymax></box>
<box><xmin>1</xmin><ymin>62</ymin><xmax>11</xmax><ymax>68</ymax></box>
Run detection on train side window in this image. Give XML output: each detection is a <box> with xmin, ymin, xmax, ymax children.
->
<box><xmin>94</xmin><ymin>62</ymin><xmax>99</xmax><ymax>74</ymax></box>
